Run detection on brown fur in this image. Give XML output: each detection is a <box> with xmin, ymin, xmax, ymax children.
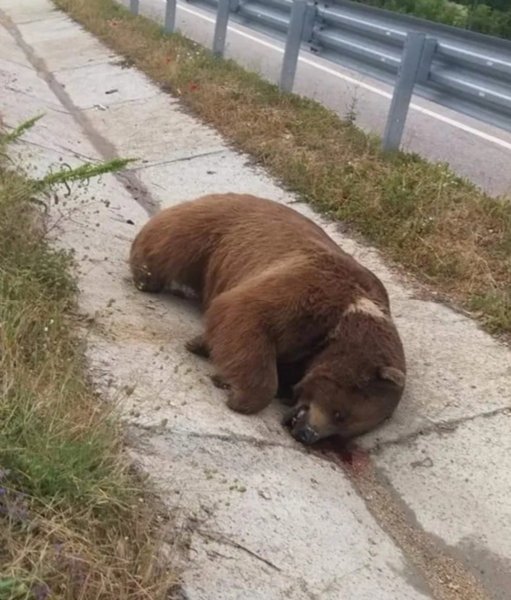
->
<box><xmin>130</xmin><ymin>194</ymin><xmax>406</xmax><ymax>444</ymax></box>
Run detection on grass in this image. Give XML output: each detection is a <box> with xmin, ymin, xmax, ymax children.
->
<box><xmin>0</xmin><ymin>122</ymin><xmax>177</xmax><ymax>599</ymax></box>
<box><xmin>54</xmin><ymin>0</ymin><xmax>511</xmax><ymax>337</ymax></box>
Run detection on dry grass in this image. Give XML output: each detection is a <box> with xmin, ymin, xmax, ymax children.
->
<box><xmin>0</xmin><ymin>128</ymin><xmax>178</xmax><ymax>599</ymax></box>
<box><xmin>55</xmin><ymin>0</ymin><xmax>511</xmax><ymax>336</ymax></box>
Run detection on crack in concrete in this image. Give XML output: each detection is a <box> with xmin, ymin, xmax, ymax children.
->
<box><xmin>6</xmin><ymin>12</ymin><xmax>63</xmax><ymax>26</ymax></box>
<box><xmin>371</xmin><ymin>405</ymin><xmax>511</xmax><ymax>454</ymax></box>
<box><xmin>4</xmin><ymin>84</ymin><xmax>64</xmax><ymax>110</ymax></box>
<box><xmin>0</xmin><ymin>9</ymin><xmax>160</xmax><ymax>215</ymax></box>
<box><xmin>130</xmin><ymin>421</ymin><xmax>300</xmax><ymax>452</ymax></box>
<box><xmin>185</xmin><ymin>429</ymin><xmax>299</xmax><ymax>451</ymax></box>
<box><xmin>9</xmin><ymin>137</ymin><xmax>99</xmax><ymax>162</ymax></box>
<box><xmin>54</xmin><ymin>59</ymin><xmax>120</xmax><ymax>73</ymax></box>
<box><xmin>81</xmin><ymin>91</ymin><xmax>168</xmax><ymax>108</ymax></box>
<box><xmin>196</xmin><ymin>528</ymin><xmax>282</xmax><ymax>572</ymax></box>
<box><xmin>120</xmin><ymin>148</ymin><xmax>226</xmax><ymax>173</ymax></box>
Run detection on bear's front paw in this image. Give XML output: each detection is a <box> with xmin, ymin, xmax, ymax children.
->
<box><xmin>185</xmin><ymin>334</ymin><xmax>210</xmax><ymax>358</ymax></box>
<box><xmin>226</xmin><ymin>389</ymin><xmax>271</xmax><ymax>415</ymax></box>
<box><xmin>209</xmin><ymin>373</ymin><xmax>230</xmax><ymax>390</ymax></box>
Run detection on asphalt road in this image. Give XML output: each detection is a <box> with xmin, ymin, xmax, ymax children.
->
<box><xmin>131</xmin><ymin>0</ymin><xmax>511</xmax><ymax>198</ymax></box>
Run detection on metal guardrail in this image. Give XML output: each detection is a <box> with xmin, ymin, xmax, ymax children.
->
<box><xmin>129</xmin><ymin>0</ymin><xmax>511</xmax><ymax>151</ymax></box>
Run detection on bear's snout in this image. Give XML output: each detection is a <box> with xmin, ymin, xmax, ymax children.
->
<box><xmin>282</xmin><ymin>404</ymin><xmax>308</xmax><ymax>428</ymax></box>
<box><xmin>283</xmin><ymin>405</ymin><xmax>322</xmax><ymax>445</ymax></box>
<box><xmin>293</xmin><ymin>424</ymin><xmax>320</xmax><ymax>445</ymax></box>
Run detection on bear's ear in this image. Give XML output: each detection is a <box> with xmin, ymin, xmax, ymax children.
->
<box><xmin>378</xmin><ymin>366</ymin><xmax>405</xmax><ymax>388</ymax></box>
<box><xmin>360</xmin><ymin>366</ymin><xmax>405</xmax><ymax>397</ymax></box>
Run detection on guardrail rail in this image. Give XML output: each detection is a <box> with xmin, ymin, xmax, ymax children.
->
<box><xmin>128</xmin><ymin>0</ymin><xmax>511</xmax><ymax>150</ymax></box>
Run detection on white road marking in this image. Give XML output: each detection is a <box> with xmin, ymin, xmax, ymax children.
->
<box><xmin>177</xmin><ymin>2</ymin><xmax>511</xmax><ymax>152</ymax></box>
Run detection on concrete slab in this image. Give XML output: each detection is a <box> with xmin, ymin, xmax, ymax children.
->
<box><xmin>15</xmin><ymin>12</ymin><xmax>77</xmax><ymax>43</ymax></box>
<box><xmin>136</xmin><ymin>431</ymin><xmax>431</xmax><ymax>600</ymax></box>
<box><xmin>17</xmin><ymin>16</ymin><xmax>116</xmax><ymax>70</ymax></box>
<box><xmin>54</xmin><ymin>61</ymin><xmax>162</xmax><ymax>110</ymax></box>
<box><xmin>134</xmin><ymin>151</ymin><xmax>295</xmax><ymax>207</ymax></box>
<box><xmin>374</xmin><ymin>411</ymin><xmax>511</xmax><ymax>600</ymax></box>
<box><xmin>7</xmin><ymin>142</ymin><xmax>98</xmax><ymax>183</ymax></box>
<box><xmin>374</xmin><ymin>298</ymin><xmax>511</xmax><ymax>446</ymax></box>
<box><xmin>0</xmin><ymin>27</ymin><xmax>32</xmax><ymax>65</ymax></box>
<box><xmin>0</xmin><ymin>0</ymin><xmax>60</xmax><ymax>24</ymax></box>
<box><xmin>83</xmin><ymin>94</ymin><xmax>227</xmax><ymax>165</ymax></box>
<box><xmin>0</xmin><ymin>54</ymin><xmax>62</xmax><ymax>107</ymax></box>
<box><xmin>88</xmin><ymin>332</ymin><xmax>293</xmax><ymax>443</ymax></box>
<box><xmin>2</xmin><ymin>101</ymin><xmax>100</xmax><ymax>161</ymax></box>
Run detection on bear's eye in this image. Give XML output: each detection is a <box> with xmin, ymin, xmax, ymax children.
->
<box><xmin>334</xmin><ymin>411</ymin><xmax>348</xmax><ymax>423</ymax></box>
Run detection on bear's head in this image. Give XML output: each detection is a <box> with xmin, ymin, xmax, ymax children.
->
<box><xmin>283</xmin><ymin>312</ymin><xmax>405</xmax><ymax>445</ymax></box>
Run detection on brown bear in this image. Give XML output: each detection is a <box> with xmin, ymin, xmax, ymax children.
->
<box><xmin>130</xmin><ymin>194</ymin><xmax>406</xmax><ymax>445</ymax></box>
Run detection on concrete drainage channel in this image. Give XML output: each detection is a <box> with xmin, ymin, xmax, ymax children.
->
<box><xmin>1</xmin><ymin>0</ymin><xmax>511</xmax><ymax>598</ymax></box>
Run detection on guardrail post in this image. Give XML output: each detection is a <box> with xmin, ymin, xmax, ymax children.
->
<box><xmin>279</xmin><ymin>0</ymin><xmax>308</xmax><ymax>93</ymax></box>
<box><xmin>417</xmin><ymin>37</ymin><xmax>437</xmax><ymax>83</ymax></box>
<box><xmin>213</xmin><ymin>0</ymin><xmax>231</xmax><ymax>57</ymax></box>
<box><xmin>164</xmin><ymin>0</ymin><xmax>177</xmax><ymax>33</ymax></box>
<box><xmin>129</xmin><ymin>0</ymin><xmax>139</xmax><ymax>15</ymax></box>
<box><xmin>382</xmin><ymin>32</ymin><xmax>426</xmax><ymax>152</ymax></box>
